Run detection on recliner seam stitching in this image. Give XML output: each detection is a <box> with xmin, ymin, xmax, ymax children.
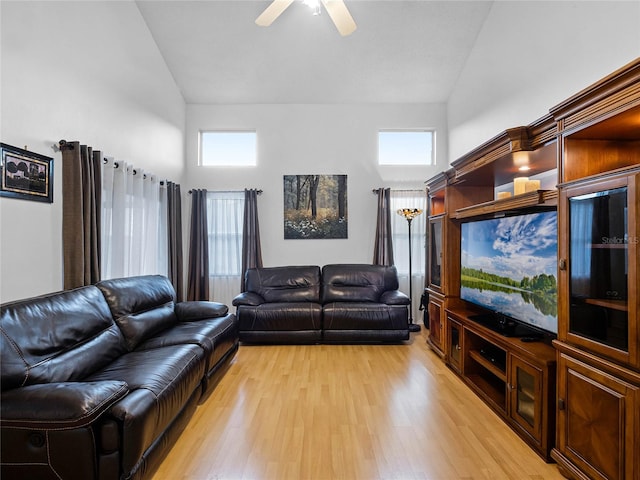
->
<box><xmin>0</xmin><ymin>326</ymin><xmax>30</xmax><ymax>387</ymax></box>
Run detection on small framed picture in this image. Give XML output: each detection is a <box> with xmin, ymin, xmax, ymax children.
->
<box><xmin>0</xmin><ymin>143</ymin><xmax>53</xmax><ymax>203</ymax></box>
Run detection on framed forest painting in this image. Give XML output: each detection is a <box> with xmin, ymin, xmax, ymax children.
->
<box><xmin>283</xmin><ymin>174</ymin><xmax>347</xmax><ymax>239</ymax></box>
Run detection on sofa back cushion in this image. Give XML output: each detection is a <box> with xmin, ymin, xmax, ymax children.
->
<box><xmin>0</xmin><ymin>286</ymin><xmax>127</xmax><ymax>390</ymax></box>
<box><xmin>96</xmin><ymin>275</ymin><xmax>178</xmax><ymax>351</ymax></box>
<box><xmin>245</xmin><ymin>266</ymin><xmax>321</xmax><ymax>303</ymax></box>
<box><xmin>321</xmin><ymin>264</ymin><xmax>399</xmax><ymax>304</ymax></box>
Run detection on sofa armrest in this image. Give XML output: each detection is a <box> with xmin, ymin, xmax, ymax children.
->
<box><xmin>1</xmin><ymin>381</ymin><xmax>128</xmax><ymax>429</ymax></box>
<box><xmin>175</xmin><ymin>301</ymin><xmax>229</xmax><ymax>321</ymax></box>
<box><xmin>232</xmin><ymin>292</ymin><xmax>265</xmax><ymax>307</ymax></box>
<box><xmin>380</xmin><ymin>290</ymin><xmax>411</xmax><ymax>305</ymax></box>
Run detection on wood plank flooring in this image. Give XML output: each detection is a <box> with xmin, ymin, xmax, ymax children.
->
<box><xmin>151</xmin><ymin>331</ymin><xmax>565</xmax><ymax>480</ymax></box>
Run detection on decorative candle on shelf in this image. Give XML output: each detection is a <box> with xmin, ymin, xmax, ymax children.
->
<box><xmin>513</xmin><ymin>177</ymin><xmax>529</xmax><ymax>196</ymax></box>
<box><xmin>497</xmin><ymin>191</ymin><xmax>512</xmax><ymax>200</ymax></box>
<box><xmin>525</xmin><ymin>179</ymin><xmax>541</xmax><ymax>192</ymax></box>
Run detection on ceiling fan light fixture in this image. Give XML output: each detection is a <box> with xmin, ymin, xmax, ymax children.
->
<box><xmin>302</xmin><ymin>0</ymin><xmax>322</xmax><ymax>15</ymax></box>
<box><xmin>256</xmin><ymin>0</ymin><xmax>356</xmax><ymax>36</ymax></box>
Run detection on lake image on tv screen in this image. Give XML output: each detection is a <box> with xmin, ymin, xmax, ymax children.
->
<box><xmin>460</xmin><ymin>211</ymin><xmax>558</xmax><ymax>333</ymax></box>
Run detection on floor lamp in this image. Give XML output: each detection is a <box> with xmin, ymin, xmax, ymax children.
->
<box><xmin>397</xmin><ymin>208</ymin><xmax>423</xmax><ymax>333</ymax></box>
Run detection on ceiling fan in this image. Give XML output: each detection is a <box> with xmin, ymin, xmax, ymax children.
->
<box><xmin>256</xmin><ymin>0</ymin><xmax>357</xmax><ymax>36</ymax></box>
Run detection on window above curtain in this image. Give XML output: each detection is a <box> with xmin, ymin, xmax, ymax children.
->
<box><xmin>378</xmin><ymin>130</ymin><xmax>435</xmax><ymax>166</ymax></box>
<box><xmin>200</xmin><ymin>131</ymin><xmax>257</xmax><ymax>167</ymax></box>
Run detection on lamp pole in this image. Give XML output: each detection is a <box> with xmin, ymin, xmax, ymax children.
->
<box><xmin>397</xmin><ymin>208</ymin><xmax>423</xmax><ymax>333</ymax></box>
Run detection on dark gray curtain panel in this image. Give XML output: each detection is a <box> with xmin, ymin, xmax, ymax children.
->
<box><xmin>62</xmin><ymin>141</ymin><xmax>102</xmax><ymax>289</ymax></box>
<box><xmin>167</xmin><ymin>181</ymin><xmax>184</xmax><ymax>302</ymax></box>
<box><xmin>241</xmin><ymin>188</ymin><xmax>263</xmax><ymax>291</ymax></box>
<box><xmin>372</xmin><ymin>187</ymin><xmax>394</xmax><ymax>266</ymax></box>
<box><xmin>187</xmin><ymin>189</ymin><xmax>209</xmax><ymax>301</ymax></box>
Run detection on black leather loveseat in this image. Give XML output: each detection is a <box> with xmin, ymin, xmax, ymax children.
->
<box><xmin>232</xmin><ymin>264</ymin><xmax>410</xmax><ymax>343</ymax></box>
<box><xmin>0</xmin><ymin>275</ymin><xmax>238</xmax><ymax>480</ymax></box>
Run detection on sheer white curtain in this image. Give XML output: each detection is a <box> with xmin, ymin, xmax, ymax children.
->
<box><xmin>206</xmin><ymin>191</ymin><xmax>245</xmax><ymax>307</ymax></box>
<box><xmin>101</xmin><ymin>158</ymin><xmax>167</xmax><ymax>279</ymax></box>
<box><xmin>390</xmin><ymin>190</ymin><xmax>427</xmax><ymax>322</ymax></box>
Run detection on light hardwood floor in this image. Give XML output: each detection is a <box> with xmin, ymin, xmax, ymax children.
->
<box><xmin>152</xmin><ymin>330</ymin><xmax>565</xmax><ymax>480</ymax></box>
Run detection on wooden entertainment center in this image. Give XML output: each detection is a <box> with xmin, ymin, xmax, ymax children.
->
<box><xmin>425</xmin><ymin>59</ymin><xmax>639</xmax><ymax>479</ymax></box>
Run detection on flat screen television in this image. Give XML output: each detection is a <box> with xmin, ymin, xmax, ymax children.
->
<box><xmin>460</xmin><ymin>210</ymin><xmax>558</xmax><ymax>337</ymax></box>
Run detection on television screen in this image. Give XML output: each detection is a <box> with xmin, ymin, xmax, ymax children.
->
<box><xmin>460</xmin><ymin>210</ymin><xmax>558</xmax><ymax>335</ymax></box>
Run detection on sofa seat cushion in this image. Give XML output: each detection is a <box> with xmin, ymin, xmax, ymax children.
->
<box><xmin>85</xmin><ymin>344</ymin><xmax>204</xmax><ymax>474</ymax></box>
<box><xmin>137</xmin><ymin>314</ymin><xmax>238</xmax><ymax>373</ymax></box>
<box><xmin>237</xmin><ymin>303</ymin><xmax>322</xmax><ymax>332</ymax></box>
<box><xmin>323</xmin><ymin>302</ymin><xmax>409</xmax><ymax>331</ymax></box>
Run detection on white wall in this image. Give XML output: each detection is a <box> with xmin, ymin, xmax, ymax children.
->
<box><xmin>185</xmin><ymin>103</ymin><xmax>447</xmax><ymax>267</ymax></box>
<box><xmin>448</xmin><ymin>1</ymin><xmax>640</xmax><ymax>161</ymax></box>
<box><xmin>0</xmin><ymin>1</ymin><xmax>185</xmax><ymax>302</ymax></box>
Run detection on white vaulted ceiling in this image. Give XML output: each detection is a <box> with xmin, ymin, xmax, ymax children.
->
<box><xmin>135</xmin><ymin>0</ymin><xmax>493</xmax><ymax>104</ymax></box>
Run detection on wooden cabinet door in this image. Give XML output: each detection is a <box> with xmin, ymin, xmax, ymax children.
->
<box><xmin>509</xmin><ymin>355</ymin><xmax>543</xmax><ymax>447</ymax></box>
<box><xmin>557</xmin><ymin>353</ymin><xmax>639</xmax><ymax>480</ymax></box>
<box><xmin>428</xmin><ymin>296</ymin><xmax>444</xmax><ymax>354</ymax></box>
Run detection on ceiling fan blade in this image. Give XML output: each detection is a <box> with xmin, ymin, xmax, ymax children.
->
<box><xmin>255</xmin><ymin>0</ymin><xmax>295</xmax><ymax>27</ymax></box>
<box><xmin>321</xmin><ymin>0</ymin><xmax>357</xmax><ymax>36</ymax></box>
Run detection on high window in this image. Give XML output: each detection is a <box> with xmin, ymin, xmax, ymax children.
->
<box><xmin>378</xmin><ymin>130</ymin><xmax>435</xmax><ymax>166</ymax></box>
<box><xmin>200</xmin><ymin>131</ymin><xmax>257</xmax><ymax>167</ymax></box>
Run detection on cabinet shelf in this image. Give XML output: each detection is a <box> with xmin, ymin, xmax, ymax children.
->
<box><xmin>466</xmin><ymin>373</ymin><xmax>506</xmax><ymax>410</ymax></box>
<box><xmin>519</xmin><ymin>388</ymin><xmax>535</xmax><ymax>402</ymax></box>
<box><xmin>468</xmin><ymin>349</ymin><xmax>507</xmax><ymax>381</ymax></box>
<box><xmin>590</xmin><ymin>243</ymin><xmax>628</xmax><ymax>249</ymax></box>
<box><xmin>455</xmin><ymin>190</ymin><xmax>557</xmax><ymax>219</ymax></box>
<box><xmin>584</xmin><ymin>298</ymin><xmax>628</xmax><ymax>312</ymax></box>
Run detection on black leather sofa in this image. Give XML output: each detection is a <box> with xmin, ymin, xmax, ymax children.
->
<box><xmin>233</xmin><ymin>264</ymin><xmax>410</xmax><ymax>343</ymax></box>
<box><xmin>0</xmin><ymin>275</ymin><xmax>238</xmax><ymax>480</ymax></box>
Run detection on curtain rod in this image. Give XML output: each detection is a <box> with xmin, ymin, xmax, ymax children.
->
<box><xmin>58</xmin><ymin>140</ymin><xmax>176</xmax><ymax>186</ymax></box>
<box><xmin>101</xmin><ymin>158</ymin><xmax>159</xmax><ymax>180</ymax></box>
<box><xmin>372</xmin><ymin>188</ymin><xmax>426</xmax><ymax>194</ymax></box>
<box><xmin>188</xmin><ymin>189</ymin><xmax>263</xmax><ymax>195</ymax></box>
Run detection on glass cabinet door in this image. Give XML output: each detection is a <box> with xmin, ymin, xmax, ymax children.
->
<box><xmin>447</xmin><ymin>318</ymin><xmax>462</xmax><ymax>374</ymax></box>
<box><xmin>516</xmin><ymin>367</ymin><xmax>535</xmax><ymax>427</ymax></box>
<box><xmin>429</xmin><ymin>218</ymin><xmax>443</xmax><ymax>290</ymax></box>
<box><xmin>561</xmin><ymin>171</ymin><xmax>639</xmax><ymax>368</ymax></box>
<box><xmin>509</xmin><ymin>355</ymin><xmax>542</xmax><ymax>443</ymax></box>
<box><xmin>568</xmin><ymin>186</ymin><xmax>629</xmax><ymax>352</ymax></box>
